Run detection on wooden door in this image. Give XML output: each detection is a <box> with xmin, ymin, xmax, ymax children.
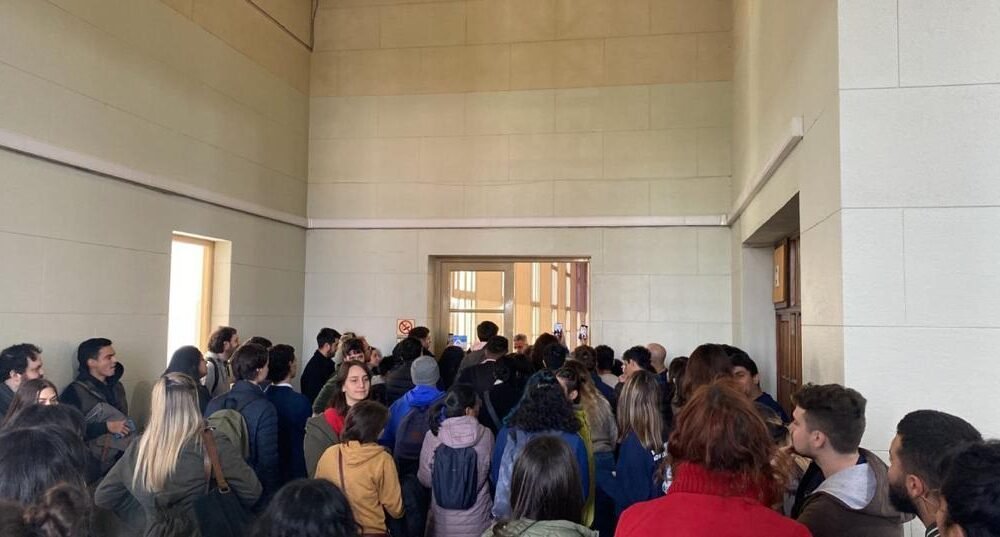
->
<box><xmin>774</xmin><ymin>237</ymin><xmax>802</xmax><ymax>415</ymax></box>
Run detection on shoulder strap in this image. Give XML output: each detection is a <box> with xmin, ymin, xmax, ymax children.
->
<box><xmin>72</xmin><ymin>379</ymin><xmax>108</xmax><ymax>404</ymax></box>
<box><xmin>483</xmin><ymin>390</ymin><xmax>501</xmax><ymax>428</ymax></box>
<box><xmin>337</xmin><ymin>450</ymin><xmax>347</xmax><ymax>494</ymax></box>
<box><xmin>201</xmin><ymin>429</ymin><xmax>230</xmax><ymax>492</ymax></box>
<box><xmin>207</xmin><ymin>357</ymin><xmax>221</xmax><ymax>394</ymax></box>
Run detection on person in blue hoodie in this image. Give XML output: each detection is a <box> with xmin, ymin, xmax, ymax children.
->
<box><xmin>491</xmin><ymin>370</ymin><xmax>591</xmax><ymax>521</ymax></box>
<box><xmin>381</xmin><ymin>355</ymin><xmax>446</xmax><ymax>456</ymax></box>
<box><xmin>380</xmin><ymin>355</ymin><xmax>445</xmax><ymax>537</ymax></box>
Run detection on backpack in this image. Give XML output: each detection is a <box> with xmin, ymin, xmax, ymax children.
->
<box><xmin>206</xmin><ymin>356</ymin><xmax>222</xmax><ymax>394</ymax></box>
<box><xmin>431</xmin><ymin>444</ymin><xmax>478</xmax><ymax>510</ymax></box>
<box><xmin>206</xmin><ymin>409</ymin><xmax>250</xmax><ymax>460</ymax></box>
<box><xmin>394</xmin><ymin>404</ymin><xmax>435</xmax><ymax>461</ymax></box>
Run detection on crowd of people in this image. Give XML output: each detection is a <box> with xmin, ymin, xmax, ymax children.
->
<box><xmin>0</xmin><ymin>322</ymin><xmax>997</xmax><ymax>537</ymax></box>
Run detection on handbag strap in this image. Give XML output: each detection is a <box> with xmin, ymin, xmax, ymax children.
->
<box><xmin>201</xmin><ymin>429</ymin><xmax>231</xmax><ymax>492</ymax></box>
<box><xmin>338</xmin><ymin>450</ymin><xmax>347</xmax><ymax>494</ymax></box>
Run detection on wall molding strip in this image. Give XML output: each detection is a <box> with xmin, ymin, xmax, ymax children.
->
<box><xmin>308</xmin><ymin>215</ymin><xmax>728</xmax><ymax>230</ymax></box>
<box><xmin>729</xmin><ymin>117</ymin><xmax>805</xmax><ymax>224</ymax></box>
<box><xmin>1</xmin><ymin>128</ymin><xmax>730</xmax><ymax>230</ymax></box>
<box><xmin>0</xmin><ymin>128</ymin><xmax>309</xmax><ymax>228</ymax></box>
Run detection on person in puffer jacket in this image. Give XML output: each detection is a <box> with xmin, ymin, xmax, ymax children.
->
<box><xmin>484</xmin><ymin>435</ymin><xmax>596</xmax><ymax>537</ymax></box>
<box><xmin>492</xmin><ymin>371</ymin><xmax>590</xmax><ymax>521</ymax></box>
<box><xmin>205</xmin><ymin>343</ymin><xmax>279</xmax><ymax>509</ymax></box>
<box><xmin>418</xmin><ymin>385</ymin><xmax>495</xmax><ymax>537</ymax></box>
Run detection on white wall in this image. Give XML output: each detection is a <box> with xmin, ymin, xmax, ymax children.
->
<box><xmin>839</xmin><ymin>0</ymin><xmax>1000</xmax><ymax>451</ymax></box>
<box><xmin>304</xmin><ymin>226</ymin><xmax>733</xmax><ymax>359</ymax></box>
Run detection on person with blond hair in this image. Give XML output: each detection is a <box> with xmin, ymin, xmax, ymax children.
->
<box><xmin>96</xmin><ymin>373</ymin><xmax>260</xmax><ymax>536</ymax></box>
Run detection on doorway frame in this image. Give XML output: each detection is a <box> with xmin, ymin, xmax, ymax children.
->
<box><xmin>429</xmin><ymin>255</ymin><xmax>590</xmax><ymax>355</ymax></box>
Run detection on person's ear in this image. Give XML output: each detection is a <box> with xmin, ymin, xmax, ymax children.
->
<box><xmin>812</xmin><ymin>430</ymin><xmax>827</xmax><ymax>450</ymax></box>
<box><xmin>906</xmin><ymin>474</ymin><xmax>926</xmax><ymax>499</ymax></box>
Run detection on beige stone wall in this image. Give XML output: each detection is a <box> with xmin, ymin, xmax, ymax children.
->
<box><xmin>730</xmin><ymin>0</ymin><xmax>842</xmax><ymax>391</ymax></box>
<box><xmin>0</xmin><ymin>0</ymin><xmax>310</xmax><ymax>217</ymax></box>
<box><xmin>0</xmin><ymin>0</ymin><xmax>308</xmax><ymax>418</ymax></box>
<box><xmin>304</xmin><ymin>226</ymin><xmax>733</xmax><ymax>360</ymax></box>
<box><xmin>0</xmin><ymin>150</ymin><xmax>306</xmax><ymax>426</ymax></box>
<box><xmin>308</xmin><ymin>0</ymin><xmax>734</xmax><ymax>220</ymax></box>
<box><xmin>161</xmin><ymin>0</ymin><xmax>313</xmax><ymax>93</ymax></box>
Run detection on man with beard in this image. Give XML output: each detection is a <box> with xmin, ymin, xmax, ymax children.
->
<box><xmin>887</xmin><ymin>411</ymin><xmax>982</xmax><ymax>537</ymax></box>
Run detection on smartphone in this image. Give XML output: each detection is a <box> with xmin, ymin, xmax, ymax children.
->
<box><xmin>578</xmin><ymin>324</ymin><xmax>589</xmax><ymax>341</ymax></box>
<box><xmin>449</xmin><ymin>334</ymin><xmax>468</xmax><ymax>349</ymax></box>
<box><xmin>553</xmin><ymin>322</ymin><xmax>564</xmax><ymax>337</ymax></box>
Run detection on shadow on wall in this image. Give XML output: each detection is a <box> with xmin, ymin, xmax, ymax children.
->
<box><xmin>130</xmin><ymin>381</ymin><xmax>153</xmax><ymax>431</ymax></box>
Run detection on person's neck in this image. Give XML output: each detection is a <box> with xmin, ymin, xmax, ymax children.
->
<box><xmin>654</xmin><ymin>365</ymin><xmax>666</xmax><ymax>374</ymax></box>
<box><xmin>915</xmin><ymin>503</ymin><xmax>936</xmax><ymax>529</ymax></box>
<box><xmin>814</xmin><ymin>448</ymin><xmax>861</xmax><ymax>479</ymax></box>
<box><xmin>750</xmin><ymin>386</ymin><xmax>763</xmax><ymax>399</ymax></box>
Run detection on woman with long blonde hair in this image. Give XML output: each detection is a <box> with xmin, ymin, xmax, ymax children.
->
<box><xmin>95</xmin><ymin>373</ymin><xmax>261</xmax><ymax>536</ymax></box>
<box><xmin>596</xmin><ymin>370</ymin><xmax>665</xmax><ymax>523</ymax></box>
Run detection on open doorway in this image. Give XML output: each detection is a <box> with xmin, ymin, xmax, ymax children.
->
<box><xmin>431</xmin><ymin>257</ymin><xmax>590</xmax><ymax>354</ymax></box>
<box><xmin>742</xmin><ymin>194</ymin><xmax>802</xmax><ymax>416</ymax></box>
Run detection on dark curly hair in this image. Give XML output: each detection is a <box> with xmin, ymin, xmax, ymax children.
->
<box><xmin>251</xmin><ymin>479</ymin><xmax>360</xmax><ymax>537</ymax></box>
<box><xmin>507</xmin><ymin>370</ymin><xmax>580</xmax><ymax>434</ymax></box>
<box><xmin>940</xmin><ymin>440</ymin><xmax>1000</xmax><ymax>537</ymax></box>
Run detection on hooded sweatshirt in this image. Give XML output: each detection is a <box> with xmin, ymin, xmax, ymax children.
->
<box><xmin>418</xmin><ymin>415</ymin><xmax>495</xmax><ymax>537</ymax></box>
<box><xmin>483</xmin><ymin>519</ymin><xmax>597</xmax><ymax>537</ymax></box>
<box><xmin>795</xmin><ymin>448</ymin><xmax>910</xmax><ymax>537</ymax></box>
<box><xmin>315</xmin><ymin>440</ymin><xmax>404</xmax><ymax>534</ymax></box>
<box><xmin>380</xmin><ymin>384</ymin><xmax>445</xmax><ymax>451</ymax></box>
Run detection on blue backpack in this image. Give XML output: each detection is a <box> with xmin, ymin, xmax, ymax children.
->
<box><xmin>431</xmin><ymin>444</ymin><xmax>478</xmax><ymax>510</ymax></box>
<box><xmin>394</xmin><ymin>404</ymin><xmax>435</xmax><ymax>461</ymax></box>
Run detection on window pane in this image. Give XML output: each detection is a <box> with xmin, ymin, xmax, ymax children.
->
<box><xmin>449</xmin><ymin>270</ymin><xmax>504</xmax><ymax>310</ymax></box>
<box><xmin>167</xmin><ymin>240</ymin><xmax>208</xmax><ymax>359</ymax></box>
<box><xmin>448</xmin><ymin>312</ymin><xmax>504</xmax><ymax>349</ymax></box>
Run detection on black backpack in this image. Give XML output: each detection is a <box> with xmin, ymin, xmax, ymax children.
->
<box><xmin>394</xmin><ymin>403</ymin><xmax>435</xmax><ymax>462</ymax></box>
<box><xmin>431</xmin><ymin>444</ymin><xmax>478</xmax><ymax>510</ymax></box>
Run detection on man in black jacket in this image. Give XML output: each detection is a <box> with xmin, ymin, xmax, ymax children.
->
<box><xmin>61</xmin><ymin>338</ymin><xmax>130</xmax><ymax>441</ymax></box>
<box><xmin>458</xmin><ymin>335</ymin><xmax>508</xmax><ymax>395</ymax></box>
<box><xmin>300</xmin><ymin>327</ymin><xmax>340</xmax><ymax>405</ymax></box>
<box><xmin>383</xmin><ymin>337</ymin><xmax>425</xmax><ymax>406</ymax></box>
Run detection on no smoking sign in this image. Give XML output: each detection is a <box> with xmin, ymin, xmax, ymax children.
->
<box><xmin>396</xmin><ymin>319</ymin><xmax>415</xmax><ymax>338</ymax></box>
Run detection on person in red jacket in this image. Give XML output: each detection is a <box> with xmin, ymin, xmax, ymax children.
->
<box><xmin>616</xmin><ymin>380</ymin><xmax>811</xmax><ymax>537</ymax></box>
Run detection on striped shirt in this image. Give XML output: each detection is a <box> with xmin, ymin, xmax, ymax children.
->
<box><xmin>926</xmin><ymin>525</ymin><xmax>940</xmax><ymax>537</ymax></box>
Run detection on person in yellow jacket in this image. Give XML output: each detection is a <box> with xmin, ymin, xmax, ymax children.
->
<box><xmin>315</xmin><ymin>400</ymin><xmax>404</xmax><ymax>535</ymax></box>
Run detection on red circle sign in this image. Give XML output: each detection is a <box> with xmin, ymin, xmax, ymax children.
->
<box><xmin>398</xmin><ymin>319</ymin><xmax>414</xmax><ymax>335</ymax></box>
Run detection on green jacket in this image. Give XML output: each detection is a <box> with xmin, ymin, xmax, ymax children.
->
<box><xmin>484</xmin><ymin>519</ymin><xmax>598</xmax><ymax>537</ymax></box>
<box><xmin>95</xmin><ymin>429</ymin><xmax>262</xmax><ymax>537</ymax></box>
